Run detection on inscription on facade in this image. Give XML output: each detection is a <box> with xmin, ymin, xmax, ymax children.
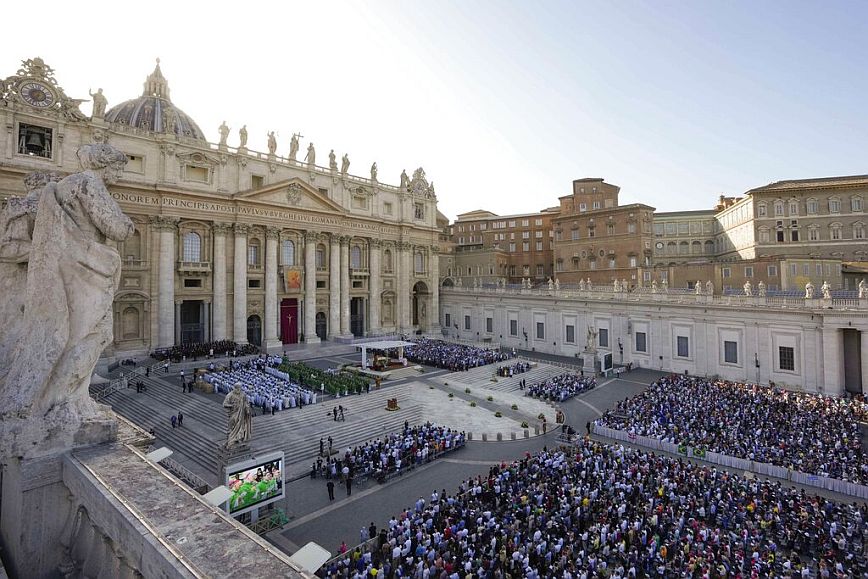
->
<box><xmin>110</xmin><ymin>191</ymin><xmax>397</xmax><ymax>234</ymax></box>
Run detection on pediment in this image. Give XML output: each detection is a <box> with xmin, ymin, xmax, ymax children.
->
<box><xmin>234</xmin><ymin>178</ymin><xmax>345</xmax><ymax>213</ymax></box>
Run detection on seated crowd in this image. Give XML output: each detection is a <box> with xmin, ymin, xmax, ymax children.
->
<box><xmin>151</xmin><ymin>340</ymin><xmax>257</xmax><ymax>362</ymax></box>
<box><xmin>526</xmin><ymin>373</ymin><xmax>596</xmax><ymax>402</ymax></box>
<box><xmin>316</xmin><ymin>422</ymin><xmax>465</xmax><ymax>483</ymax></box>
<box><xmin>405</xmin><ymin>338</ymin><xmax>514</xmax><ymax>371</ymax></box>
<box><xmin>596</xmin><ymin>375</ymin><xmax>868</xmax><ymax>484</ymax></box>
<box><xmin>496</xmin><ymin>361</ymin><xmax>531</xmax><ymax>377</ymax></box>
<box><xmin>204</xmin><ymin>360</ymin><xmax>316</xmax><ymax>412</ymax></box>
<box><xmin>321</xmin><ymin>440</ymin><xmax>866</xmax><ymax>578</ymax></box>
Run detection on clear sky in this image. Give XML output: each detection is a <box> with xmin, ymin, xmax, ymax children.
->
<box><xmin>3</xmin><ymin>1</ymin><xmax>866</xmax><ymax>220</ymax></box>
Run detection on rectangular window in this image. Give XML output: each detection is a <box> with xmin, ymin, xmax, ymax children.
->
<box><xmin>251</xmin><ymin>175</ymin><xmax>264</xmax><ymax>189</ymax></box>
<box><xmin>535</xmin><ymin>241</ymin><xmax>543</xmax><ymax>251</ymax></box>
<box><xmin>744</xmin><ymin>266</ymin><xmax>753</xmax><ymax>278</ymax></box>
<box><xmin>486</xmin><ymin>317</ymin><xmax>493</xmax><ymax>333</ymax></box>
<box><xmin>629</xmin><ymin>256</ymin><xmax>637</xmax><ymax>267</ymax></box>
<box><xmin>676</xmin><ymin>336</ymin><xmax>689</xmax><ymax>358</ymax></box>
<box><xmin>414</xmin><ymin>203</ymin><xmax>425</xmax><ymax>220</ymax></box>
<box><xmin>522</xmin><ymin>242</ymin><xmax>529</xmax><ymax>252</ymax></box>
<box><xmin>383</xmin><ymin>201</ymin><xmax>393</xmax><ymax>215</ymax></box>
<box><xmin>535</xmin><ymin>218</ymin><xmax>543</xmax><ymax>226</ymax></box>
<box><xmin>608</xmin><ymin>258</ymin><xmax>616</xmax><ymax>269</ymax></box>
<box><xmin>571</xmin><ymin>229</ymin><xmax>579</xmax><ymax>240</ymax></box>
<box><xmin>643</xmin><ymin>271</ymin><xmax>651</xmax><ymax>282</ymax></box>
<box><xmin>536</xmin><ymin>264</ymin><xmax>544</xmax><ymax>276</ymax></box>
<box><xmin>522</xmin><ymin>231</ymin><xmax>530</xmax><ymax>239</ymax></box>
<box><xmin>807</xmin><ymin>200</ymin><xmax>818</xmax><ymax>214</ymax></box>
<box><xmin>635</xmin><ymin>332</ymin><xmax>647</xmax><ymax>353</ymax></box>
<box><xmin>509</xmin><ymin>243</ymin><xmax>516</xmax><ymax>252</ymax></box>
<box><xmin>509</xmin><ymin>319</ymin><xmax>517</xmax><ymax>336</ymax></box>
<box><xmin>724</xmin><ymin>340</ymin><xmax>738</xmax><ymax>364</ymax></box>
<box><xmin>593</xmin><ymin>201</ymin><xmax>601</xmax><ymax>209</ymax></box>
<box><xmin>758</xmin><ymin>205</ymin><xmax>767</xmax><ymax>217</ymax></box>
<box><xmin>521</xmin><ymin>219</ymin><xmax>529</xmax><ymax>227</ymax></box>
<box><xmin>247</xmin><ymin>279</ymin><xmax>261</xmax><ymax>289</ymax></box>
<box><xmin>767</xmin><ymin>265</ymin><xmax>777</xmax><ymax>277</ymax></box>
<box><xmin>829</xmin><ymin>199</ymin><xmax>841</xmax><ymax>213</ymax></box>
<box><xmin>444</xmin><ymin>313</ymin><xmax>451</xmax><ymax>328</ymax></box>
<box><xmin>779</xmin><ymin>346</ymin><xmax>795</xmax><ymax>371</ymax></box>
<box><xmin>126</xmin><ymin>154</ymin><xmax>144</xmax><ymax>173</ymax></box>
<box><xmin>588</xmin><ymin>228</ymin><xmax>595</xmax><ymax>238</ymax></box>
<box><xmin>535</xmin><ymin>230</ymin><xmax>543</xmax><ymax>238</ymax></box>
<box><xmin>316</xmin><ymin>248</ymin><xmax>325</xmax><ymax>269</ymax></box>
<box><xmin>508</xmin><ymin>220</ymin><xmax>516</xmax><ymax>227</ymax></box>
<box><xmin>722</xmin><ymin>267</ymin><xmax>731</xmax><ymax>278</ymax></box>
<box><xmin>607</xmin><ymin>224</ymin><xmax>615</xmax><ymax>235</ymax></box>
<box><xmin>791</xmin><ymin>229</ymin><xmax>799</xmax><ymax>242</ymax></box>
<box><xmin>316</xmin><ymin>280</ymin><xmax>326</xmax><ymax>289</ymax></box>
<box><xmin>353</xmin><ymin>195</ymin><xmax>368</xmax><ymax>209</ymax></box>
<box><xmin>183</xmin><ymin>278</ymin><xmax>202</xmax><ymax>288</ymax></box>
<box><xmin>247</xmin><ymin>244</ymin><xmax>260</xmax><ymax>266</ymax></box>
<box><xmin>536</xmin><ymin>322</ymin><xmax>545</xmax><ymax>340</ymax></box>
<box><xmin>599</xmin><ymin>328</ymin><xmax>609</xmax><ymax>348</ymax></box>
<box><xmin>186</xmin><ymin>165</ymin><xmax>209</xmax><ymax>183</ymax></box>
<box><xmin>579</xmin><ymin>203</ymin><xmax>587</xmax><ymax>212</ymax></box>
<box><xmin>627</xmin><ymin>222</ymin><xmax>636</xmax><ymax>234</ymax></box>
<box><xmin>565</xmin><ymin>325</ymin><xmax>575</xmax><ymax>344</ymax></box>
<box><xmin>464</xmin><ymin>315</ymin><xmax>471</xmax><ymax>330</ymax></box>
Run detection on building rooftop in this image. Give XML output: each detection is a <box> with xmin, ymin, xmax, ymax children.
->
<box><xmin>749</xmin><ymin>174</ymin><xmax>868</xmax><ymax>193</ymax></box>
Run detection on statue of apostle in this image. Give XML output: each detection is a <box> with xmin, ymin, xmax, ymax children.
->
<box><xmin>223</xmin><ymin>382</ymin><xmax>253</xmax><ymax>446</ymax></box>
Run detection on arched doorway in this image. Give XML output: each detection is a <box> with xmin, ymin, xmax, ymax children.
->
<box><xmin>246</xmin><ymin>315</ymin><xmax>262</xmax><ymax>347</ymax></box>
<box><xmin>441</xmin><ymin>278</ymin><xmax>454</xmax><ymax>288</ymax></box>
<box><xmin>315</xmin><ymin>312</ymin><xmax>327</xmax><ymax>341</ymax></box>
<box><xmin>412</xmin><ymin>281</ymin><xmax>429</xmax><ymax>327</ymax></box>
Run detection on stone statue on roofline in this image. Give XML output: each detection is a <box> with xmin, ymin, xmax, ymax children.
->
<box><xmin>743</xmin><ymin>280</ymin><xmax>752</xmax><ymax>296</ymax></box>
<box><xmin>579</xmin><ymin>279</ymin><xmax>586</xmax><ymax>291</ymax></box>
<box><xmin>329</xmin><ymin>149</ymin><xmax>337</xmax><ymax>172</ymax></box>
<box><xmin>218</xmin><ymin>121</ymin><xmax>230</xmax><ymax>146</ymax></box>
<box><xmin>267</xmin><ymin>131</ymin><xmax>277</xmax><ymax>156</ymax></box>
<box><xmin>821</xmin><ymin>280</ymin><xmax>832</xmax><ymax>299</ymax></box>
<box><xmin>89</xmin><ymin>88</ymin><xmax>107</xmax><ymax>119</ymax></box>
<box><xmin>651</xmin><ymin>279</ymin><xmax>658</xmax><ymax>293</ymax></box>
<box><xmin>859</xmin><ymin>279</ymin><xmax>867</xmax><ymax>299</ymax></box>
<box><xmin>238</xmin><ymin>125</ymin><xmax>248</xmax><ymax>148</ymax></box>
<box><xmin>0</xmin><ymin>144</ymin><xmax>134</xmax><ymax>458</ymax></box>
<box><xmin>757</xmin><ymin>281</ymin><xmax>766</xmax><ymax>297</ymax></box>
<box><xmin>289</xmin><ymin>133</ymin><xmax>300</xmax><ymax>161</ymax></box>
<box><xmin>706</xmin><ymin>280</ymin><xmax>714</xmax><ymax>296</ymax></box>
<box><xmin>695</xmin><ymin>281</ymin><xmax>703</xmax><ymax>295</ymax></box>
<box><xmin>341</xmin><ymin>153</ymin><xmax>350</xmax><ymax>176</ymax></box>
<box><xmin>548</xmin><ymin>278</ymin><xmax>554</xmax><ymax>291</ymax></box>
<box><xmin>554</xmin><ymin>278</ymin><xmax>560</xmax><ymax>291</ymax></box>
<box><xmin>805</xmin><ymin>281</ymin><xmax>814</xmax><ymax>299</ymax></box>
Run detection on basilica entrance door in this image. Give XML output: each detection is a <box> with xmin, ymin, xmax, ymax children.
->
<box><xmin>350</xmin><ymin>297</ymin><xmax>365</xmax><ymax>337</ymax></box>
<box><xmin>247</xmin><ymin>315</ymin><xmax>262</xmax><ymax>347</ymax></box>
<box><xmin>180</xmin><ymin>300</ymin><xmax>204</xmax><ymax>344</ymax></box>
<box><xmin>280</xmin><ymin>298</ymin><xmax>299</xmax><ymax>344</ymax></box>
<box><xmin>315</xmin><ymin>312</ymin><xmax>327</xmax><ymax>341</ymax></box>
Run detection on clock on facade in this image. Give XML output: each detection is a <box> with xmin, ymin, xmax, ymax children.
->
<box><xmin>655</xmin><ymin>242</ymin><xmax>664</xmax><ymax>249</ymax></box>
<box><xmin>19</xmin><ymin>82</ymin><xmax>55</xmax><ymax>108</ymax></box>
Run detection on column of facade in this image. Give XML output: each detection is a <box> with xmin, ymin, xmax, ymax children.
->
<box><xmin>153</xmin><ymin>216</ymin><xmax>177</xmax><ymax>348</ymax></box>
<box><xmin>429</xmin><ymin>246</ymin><xmax>440</xmax><ymax>332</ymax></box>
<box><xmin>303</xmin><ymin>231</ymin><xmax>320</xmax><ymax>343</ymax></box>
<box><xmin>328</xmin><ymin>235</ymin><xmax>341</xmax><ymax>339</ymax></box>
<box><xmin>233</xmin><ymin>223</ymin><xmax>249</xmax><ymax>344</ymax></box>
<box><xmin>264</xmin><ymin>227</ymin><xmax>281</xmax><ymax>349</ymax></box>
<box><xmin>212</xmin><ymin>223</ymin><xmax>230</xmax><ymax>340</ymax></box>
<box><xmin>174</xmin><ymin>301</ymin><xmax>182</xmax><ymax>344</ymax></box>
<box><xmin>398</xmin><ymin>242</ymin><xmax>412</xmax><ymax>332</ymax></box>
<box><xmin>368</xmin><ymin>239</ymin><xmax>381</xmax><ymax>335</ymax></box>
<box><xmin>862</xmin><ymin>330</ymin><xmax>868</xmax><ymax>396</ymax></box>
<box><xmin>340</xmin><ymin>236</ymin><xmax>351</xmax><ymax>336</ymax></box>
<box><xmin>203</xmin><ymin>300</ymin><xmax>211</xmax><ymax>342</ymax></box>
<box><xmin>821</xmin><ymin>326</ymin><xmax>843</xmax><ymax>396</ymax></box>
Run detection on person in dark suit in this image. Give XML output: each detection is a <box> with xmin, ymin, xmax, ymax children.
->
<box><xmin>327</xmin><ymin>480</ymin><xmax>335</xmax><ymax>501</ymax></box>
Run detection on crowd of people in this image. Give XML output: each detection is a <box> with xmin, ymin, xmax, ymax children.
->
<box><xmin>596</xmin><ymin>375</ymin><xmax>868</xmax><ymax>484</ymax></box>
<box><xmin>151</xmin><ymin>340</ymin><xmax>257</xmax><ymax>362</ymax></box>
<box><xmin>320</xmin><ymin>439</ymin><xmax>867</xmax><ymax>578</ymax></box>
<box><xmin>525</xmin><ymin>373</ymin><xmax>597</xmax><ymax>402</ymax></box>
<box><xmin>204</xmin><ymin>360</ymin><xmax>317</xmax><ymax>413</ymax></box>
<box><xmin>315</xmin><ymin>422</ymin><xmax>466</xmax><ymax>487</ymax></box>
<box><xmin>404</xmin><ymin>339</ymin><xmax>514</xmax><ymax>371</ymax></box>
<box><xmin>496</xmin><ymin>361</ymin><xmax>532</xmax><ymax>377</ymax></box>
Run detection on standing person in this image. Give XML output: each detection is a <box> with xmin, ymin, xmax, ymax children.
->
<box><xmin>146</xmin><ymin>366</ymin><xmax>150</xmax><ymax>377</ymax></box>
<box><xmin>327</xmin><ymin>479</ymin><xmax>335</xmax><ymax>501</ymax></box>
<box><xmin>163</xmin><ymin>360</ymin><xmax>170</xmax><ymax>373</ymax></box>
<box><xmin>170</xmin><ymin>414</ymin><xmax>177</xmax><ymax>429</ymax></box>
<box><xmin>333</xmin><ymin>406</ymin><xmax>338</xmax><ymax>421</ymax></box>
<box><xmin>177</xmin><ymin>411</ymin><xmax>183</xmax><ymax>427</ymax></box>
<box><xmin>320</xmin><ymin>438</ymin><xmax>324</xmax><ymax>456</ymax></box>
<box><xmin>338</xmin><ymin>405</ymin><xmax>345</xmax><ymax>421</ymax></box>
<box><xmin>346</xmin><ymin>475</ymin><xmax>353</xmax><ymax>496</ymax></box>
<box><xmin>328</xmin><ymin>436</ymin><xmax>333</xmax><ymax>454</ymax></box>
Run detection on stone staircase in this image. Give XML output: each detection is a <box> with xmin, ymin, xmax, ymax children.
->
<box><xmin>95</xmin><ymin>376</ymin><xmax>424</xmax><ymax>486</ymax></box>
<box><xmin>440</xmin><ymin>360</ymin><xmax>567</xmax><ymax>394</ymax></box>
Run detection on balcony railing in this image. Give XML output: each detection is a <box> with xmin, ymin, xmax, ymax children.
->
<box><xmin>177</xmin><ymin>261</ymin><xmax>211</xmax><ymax>274</ymax></box>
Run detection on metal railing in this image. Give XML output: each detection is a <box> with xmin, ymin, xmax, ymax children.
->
<box><xmin>92</xmin><ymin>361</ymin><xmax>163</xmax><ymax>402</ymax></box>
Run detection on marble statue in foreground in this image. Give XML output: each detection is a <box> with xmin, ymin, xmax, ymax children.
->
<box><xmin>0</xmin><ymin>143</ymin><xmax>134</xmax><ymax>458</ymax></box>
<box><xmin>223</xmin><ymin>382</ymin><xmax>253</xmax><ymax>446</ymax></box>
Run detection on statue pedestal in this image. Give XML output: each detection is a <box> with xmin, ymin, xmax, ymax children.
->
<box><xmin>216</xmin><ymin>442</ymin><xmax>254</xmax><ymax>491</ymax></box>
<box><xmin>581</xmin><ymin>349</ymin><xmax>598</xmax><ymax>376</ymax></box>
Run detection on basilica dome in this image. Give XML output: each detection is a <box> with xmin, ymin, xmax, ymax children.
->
<box><xmin>104</xmin><ymin>59</ymin><xmax>206</xmax><ymax>141</ymax></box>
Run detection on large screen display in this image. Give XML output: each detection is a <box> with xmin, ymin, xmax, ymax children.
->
<box><xmin>225</xmin><ymin>453</ymin><xmax>284</xmax><ymax>516</ymax></box>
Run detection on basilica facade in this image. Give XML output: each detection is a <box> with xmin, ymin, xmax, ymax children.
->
<box><xmin>0</xmin><ymin>58</ymin><xmax>441</xmax><ymax>356</ymax></box>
